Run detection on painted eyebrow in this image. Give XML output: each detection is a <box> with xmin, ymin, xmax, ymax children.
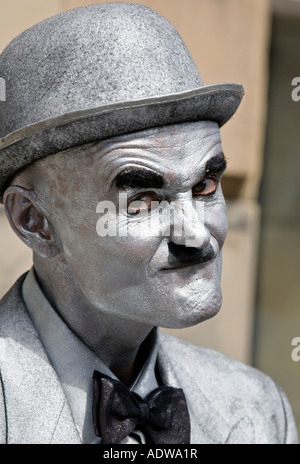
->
<box><xmin>113</xmin><ymin>153</ymin><xmax>226</xmax><ymax>190</ymax></box>
<box><xmin>205</xmin><ymin>153</ymin><xmax>227</xmax><ymax>176</ymax></box>
<box><xmin>114</xmin><ymin>168</ymin><xmax>164</xmax><ymax>190</ymax></box>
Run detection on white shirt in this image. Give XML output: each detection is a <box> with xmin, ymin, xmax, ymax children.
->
<box><xmin>22</xmin><ymin>269</ymin><xmax>160</xmax><ymax>444</ymax></box>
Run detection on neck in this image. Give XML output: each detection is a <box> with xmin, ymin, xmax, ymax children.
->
<box><xmin>33</xmin><ymin>256</ymin><xmax>154</xmax><ymax>386</ymax></box>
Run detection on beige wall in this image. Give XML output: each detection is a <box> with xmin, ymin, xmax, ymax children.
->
<box><xmin>0</xmin><ymin>0</ymin><xmax>271</xmax><ymax>363</ymax></box>
<box><xmin>0</xmin><ymin>0</ymin><xmax>63</xmax><ymax>50</ymax></box>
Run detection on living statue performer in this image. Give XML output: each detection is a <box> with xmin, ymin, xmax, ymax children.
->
<box><xmin>0</xmin><ymin>2</ymin><xmax>297</xmax><ymax>444</ymax></box>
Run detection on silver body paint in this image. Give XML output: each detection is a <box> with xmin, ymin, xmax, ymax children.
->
<box><xmin>16</xmin><ymin>121</ymin><xmax>227</xmax><ymax>348</ymax></box>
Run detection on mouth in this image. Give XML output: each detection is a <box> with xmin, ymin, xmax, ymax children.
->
<box><xmin>161</xmin><ymin>259</ymin><xmax>215</xmax><ymax>272</ymax></box>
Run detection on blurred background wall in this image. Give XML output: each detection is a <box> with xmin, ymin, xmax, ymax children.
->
<box><xmin>0</xmin><ymin>0</ymin><xmax>299</xmax><ymax>434</ymax></box>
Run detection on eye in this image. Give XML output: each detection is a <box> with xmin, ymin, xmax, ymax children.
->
<box><xmin>127</xmin><ymin>192</ymin><xmax>161</xmax><ymax>216</ymax></box>
<box><xmin>192</xmin><ymin>178</ymin><xmax>218</xmax><ymax>196</ymax></box>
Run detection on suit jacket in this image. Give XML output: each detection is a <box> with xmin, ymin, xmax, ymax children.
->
<box><xmin>0</xmin><ymin>275</ymin><xmax>298</xmax><ymax>444</ymax></box>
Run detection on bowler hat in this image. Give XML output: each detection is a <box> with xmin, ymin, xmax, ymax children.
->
<box><xmin>0</xmin><ymin>2</ymin><xmax>244</xmax><ymax>202</ymax></box>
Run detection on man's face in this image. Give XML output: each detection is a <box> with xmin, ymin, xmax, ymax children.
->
<box><xmin>35</xmin><ymin>120</ymin><xmax>227</xmax><ymax>328</ymax></box>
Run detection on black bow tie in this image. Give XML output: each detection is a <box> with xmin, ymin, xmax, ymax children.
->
<box><xmin>92</xmin><ymin>370</ymin><xmax>190</xmax><ymax>444</ymax></box>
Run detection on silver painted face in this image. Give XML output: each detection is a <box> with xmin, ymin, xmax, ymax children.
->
<box><xmin>39</xmin><ymin>121</ymin><xmax>228</xmax><ymax>329</ymax></box>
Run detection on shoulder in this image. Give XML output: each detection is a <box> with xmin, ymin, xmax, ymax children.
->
<box><xmin>158</xmin><ymin>330</ymin><xmax>278</xmax><ymax>399</ymax></box>
<box><xmin>0</xmin><ymin>272</ymin><xmax>49</xmax><ymax>364</ymax></box>
<box><xmin>0</xmin><ymin>273</ymin><xmax>28</xmax><ymax>325</ymax></box>
<box><xmin>159</xmin><ymin>330</ymin><xmax>268</xmax><ymax>386</ymax></box>
<box><xmin>158</xmin><ymin>331</ymin><xmax>298</xmax><ymax>444</ymax></box>
<box><xmin>0</xmin><ymin>273</ymin><xmax>37</xmax><ymax>346</ymax></box>
<box><xmin>0</xmin><ymin>274</ymin><xmax>30</xmax><ymax>444</ymax></box>
<box><xmin>0</xmin><ymin>274</ymin><xmax>77</xmax><ymax>444</ymax></box>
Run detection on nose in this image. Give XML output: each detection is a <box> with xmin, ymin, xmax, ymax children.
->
<box><xmin>169</xmin><ymin>197</ymin><xmax>211</xmax><ymax>248</ymax></box>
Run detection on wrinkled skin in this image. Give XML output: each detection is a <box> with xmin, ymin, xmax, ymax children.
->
<box><xmin>5</xmin><ymin>120</ymin><xmax>227</xmax><ymax>383</ymax></box>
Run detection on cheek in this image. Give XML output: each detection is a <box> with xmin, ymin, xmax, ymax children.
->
<box><xmin>101</xmin><ymin>211</ymin><xmax>162</xmax><ymax>264</ymax></box>
<box><xmin>112</xmin><ymin>236</ymin><xmax>157</xmax><ymax>264</ymax></box>
<box><xmin>57</xmin><ymin>209</ymin><xmax>161</xmax><ymax>290</ymax></box>
<box><xmin>205</xmin><ymin>203</ymin><xmax>227</xmax><ymax>248</ymax></box>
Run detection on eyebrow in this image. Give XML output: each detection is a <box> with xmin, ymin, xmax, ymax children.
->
<box><xmin>113</xmin><ymin>152</ymin><xmax>226</xmax><ymax>190</ymax></box>
<box><xmin>205</xmin><ymin>153</ymin><xmax>227</xmax><ymax>176</ymax></box>
<box><xmin>114</xmin><ymin>168</ymin><xmax>164</xmax><ymax>190</ymax></box>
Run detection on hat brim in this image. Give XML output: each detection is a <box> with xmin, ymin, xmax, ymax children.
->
<box><xmin>0</xmin><ymin>82</ymin><xmax>244</xmax><ymax>202</ymax></box>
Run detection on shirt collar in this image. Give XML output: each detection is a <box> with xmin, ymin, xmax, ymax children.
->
<box><xmin>22</xmin><ymin>268</ymin><xmax>159</xmax><ymax>444</ymax></box>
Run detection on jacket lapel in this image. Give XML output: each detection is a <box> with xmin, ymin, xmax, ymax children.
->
<box><xmin>157</xmin><ymin>331</ymin><xmax>232</xmax><ymax>444</ymax></box>
<box><xmin>0</xmin><ymin>275</ymin><xmax>80</xmax><ymax>444</ymax></box>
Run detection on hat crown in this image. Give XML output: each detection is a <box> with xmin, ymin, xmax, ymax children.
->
<box><xmin>0</xmin><ymin>2</ymin><xmax>203</xmax><ymax>138</ymax></box>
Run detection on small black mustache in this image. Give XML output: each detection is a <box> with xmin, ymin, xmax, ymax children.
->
<box><xmin>167</xmin><ymin>242</ymin><xmax>215</xmax><ymax>268</ymax></box>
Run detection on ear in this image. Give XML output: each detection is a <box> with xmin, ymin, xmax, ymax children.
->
<box><xmin>3</xmin><ymin>186</ymin><xmax>60</xmax><ymax>258</ymax></box>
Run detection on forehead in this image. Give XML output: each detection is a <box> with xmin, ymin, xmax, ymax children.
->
<box><xmin>91</xmin><ymin>120</ymin><xmax>222</xmax><ymax>187</ymax></box>
<box><xmin>21</xmin><ymin>121</ymin><xmax>222</xmax><ymax>200</ymax></box>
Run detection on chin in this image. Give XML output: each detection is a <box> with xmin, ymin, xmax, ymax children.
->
<box><xmin>158</xmin><ymin>289</ymin><xmax>223</xmax><ymax>329</ymax></box>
